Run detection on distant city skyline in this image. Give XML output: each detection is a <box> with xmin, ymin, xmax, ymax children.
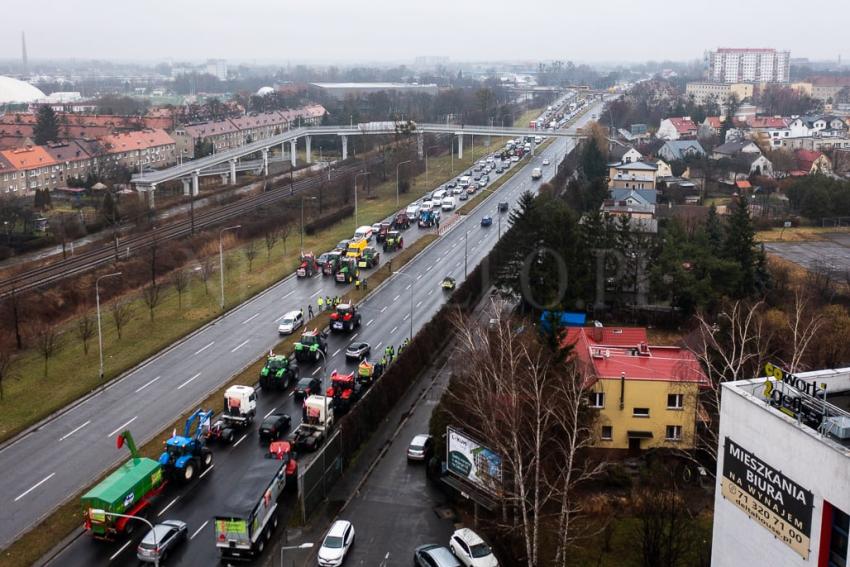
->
<box><xmin>0</xmin><ymin>0</ymin><xmax>846</xmax><ymax>65</ymax></box>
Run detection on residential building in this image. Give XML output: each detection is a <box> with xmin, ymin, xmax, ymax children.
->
<box><xmin>100</xmin><ymin>129</ymin><xmax>177</xmax><ymax>172</ymax></box>
<box><xmin>657</xmin><ymin>117</ymin><xmax>698</xmax><ymax>140</ymax></box>
<box><xmin>652</xmin><ymin>158</ymin><xmax>673</xmax><ymax>178</ymax></box>
<box><xmin>685</xmin><ymin>82</ymin><xmax>753</xmax><ymax>106</ymax></box>
<box><xmin>205</xmin><ymin>59</ymin><xmax>228</xmax><ymax>81</ymax></box>
<box><xmin>608</xmin><ymin>140</ymin><xmax>642</xmax><ymax>164</ymax></box>
<box><xmin>699</xmin><ymin>116</ymin><xmax>726</xmax><ymax>138</ymax></box>
<box><xmin>0</xmin><ymin>152</ymin><xmax>23</xmax><ymax>193</ymax></box>
<box><xmin>712</xmin><ymin>140</ymin><xmax>762</xmax><ymax>160</ymax></box>
<box><xmin>657</xmin><ymin>140</ymin><xmax>706</xmax><ymax>162</ymax></box>
<box><xmin>608</xmin><ymin>161</ymin><xmax>658</xmax><ymax>190</ymax></box>
<box><xmin>565</xmin><ymin>325</ymin><xmax>708</xmax><ymax>452</ymax></box>
<box><xmin>309</xmin><ymin>82</ymin><xmax>439</xmax><ymax>101</ymax></box>
<box><xmin>707</xmin><ymin>48</ymin><xmax>790</xmax><ymax>83</ymax></box>
<box><xmin>808</xmin><ymin>75</ymin><xmax>850</xmax><ymax>103</ymax></box>
<box><xmin>711</xmin><ymin>367</ymin><xmax>850</xmax><ymax>567</ymax></box>
<box><xmin>601</xmin><ymin>189</ymin><xmax>658</xmax><ymax>233</ymax></box>
<box><xmin>793</xmin><ymin>149</ymin><xmax>832</xmax><ymax>176</ymax></box>
<box><xmin>41</xmin><ymin>140</ymin><xmax>98</xmax><ymax>185</ymax></box>
<box><xmin>0</xmin><ymin>146</ymin><xmax>57</xmax><ymax>193</ymax></box>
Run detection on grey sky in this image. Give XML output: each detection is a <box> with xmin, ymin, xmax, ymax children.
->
<box><xmin>2</xmin><ymin>0</ymin><xmax>845</xmax><ymax>64</ymax></box>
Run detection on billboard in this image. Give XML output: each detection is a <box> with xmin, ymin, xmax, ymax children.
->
<box><xmin>446</xmin><ymin>428</ymin><xmax>502</xmax><ymax>496</ymax></box>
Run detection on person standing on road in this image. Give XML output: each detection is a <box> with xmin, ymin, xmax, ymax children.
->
<box><xmin>308</xmin><ymin>305</ymin><xmax>314</xmax><ymax>320</ymax></box>
<box><xmin>362</xmin><ymin>277</ymin><xmax>368</xmax><ymax>291</ymax></box>
<box><xmin>326</xmin><ymin>296</ymin><xmax>331</xmax><ymax>311</ymax></box>
<box><xmin>317</xmin><ymin>296</ymin><xmax>324</xmax><ymax>312</ymax></box>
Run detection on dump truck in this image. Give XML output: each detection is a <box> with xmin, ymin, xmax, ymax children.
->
<box><xmin>290</xmin><ymin>395</ymin><xmax>335</xmax><ymax>452</ymax></box>
<box><xmin>159</xmin><ymin>409</ymin><xmax>214</xmax><ymax>482</ymax></box>
<box><xmin>293</xmin><ymin>328</ymin><xmax>328</xmax><ymax>363</ymax></box>
<box><xmin>214</xmin><ymin>458</ymin><xmax>286</xmax><ymax>561</ymax></box>
<box><xmin>259</xmin><ymin>353</ymin><xmax>298</xmax><ymax>390</ymax></box>
<box><xmin>82</xmin><ymin>430</ymin><xmax>166</xmax><ymax>540</ymax></box>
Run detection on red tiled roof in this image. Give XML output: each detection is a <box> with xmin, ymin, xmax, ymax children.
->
<box><xmin>668</xmin><ymin>117</ymin><xmax>697</xmax><ymax>134</ymax></box>
<box><xmin>794</xmin><ymin>149</ymin><xmax>824</xmax><ymax>172</ymax></box>
<box><xmin>704</xmin><ymin>116</ymin><xmax>723</xmax><ymax>129</ymax></box>
<box><xmin>747</xmin><ymin>116</ymin><xmax>788</xmax><ymax>129</ymax></box>
<box><xmin>100</xmin><ymin>129</ymin><xmax>175</xmax><ymax>153</ymax></box>
<box><xmin>0</xmin><ymin>146</ymin><xmax>56</xmax><ymax>169</ymax></box>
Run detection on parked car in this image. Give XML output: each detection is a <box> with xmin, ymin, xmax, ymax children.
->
<box><xmin>318</xmin><ymin>520</ymin><xmax>355</xmax><ymax>567</ymax></box>
<box><xmin>278</xmin><ymin>310</ymin><xmax>304</xmax><ymax>335</ymax></box>
<box><xmin>294</xmin><ymin>377</ymin><xmax>322</xmax><ymax>400</ymax></box>
<box><xmin>407</xmin><ymin>434</ymin><xmax>433</xmax><ymax>461</ymax></box>
<box><xmin>137</xmin><ymin>520</ymin><xmax>188</xmax><ymax>563</ymax></box>
<box><xmin>345</xmin><ymin>341</ymin><xmax>371</xmax><ymax>361</ymax></box>
<box><xmin>414</xmin><ymin>544</ymin><xmax>461</xmax><ymax>567</ymax></box>
<box><xmin>258</xmin><ymin>413</ymin><xmax>292</xmax><ymax>441</ymax></box>
<box><xmin>449</xmin><ymin>528</ymin><xmax>499</xmax><ymax>567</ymax></box>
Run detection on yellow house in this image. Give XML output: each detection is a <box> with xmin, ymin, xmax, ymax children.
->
<box><xmin>565</xmin><ymin>326</ymin><xmax>708</xmax><ymax>453</ymax></box>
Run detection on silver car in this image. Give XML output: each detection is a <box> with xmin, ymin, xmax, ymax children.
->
<box><xmin>137</xmin><ymin>519</ymin><xmax>187</xmax><ymax>563</ymax></box>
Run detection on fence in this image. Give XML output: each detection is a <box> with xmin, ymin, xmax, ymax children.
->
<box><xmin>297</xmin><ymin>430</ymin><xmax>343</xmax><ymax>519</ymax></box>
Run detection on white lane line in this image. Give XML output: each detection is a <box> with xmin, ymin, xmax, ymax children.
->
<box><xmin>241</xmin><ymin>313</ymin><xmax>260</xmax><ymax>325</ymax></box>
<box><xmin>177</xmin><ymin>372</ymin><xmax>201</xmax><ymax>390</ymax></box>
<box><xmin>190</xmin><ymin>520</ymin><xmax>210</xmax><ymax>540</ymax></box>
<box><xmin>393</xmin><ymin>295</ymin><xmax>400</xmax><ymax>302</ymax></box>
<box><xmin>405</xmin><ymin>284</ymin><xmax>411</xmax><ymax>290</ymax></box>
<box><xmin>281</xmin><ymin>290</ymin><xmax>295</xmax><ymax>300</ymax></box>
<box><xmin>455</xmin><ymin>261</ymin><xmax>461</xmax><ymax>268</ymax></box>
<box><xmin>289</xmin><ymin>391</ymin><xmax>294</xmax><ymax>398</ymax></box>
<box><xmin>107</xmin><ymin>416</ymin><xmax>138</xmax><ymax>438</ymax></box>
<box><xmin>416</xmin><ymin>300</ymin><xmax>423</xmax><ymax>308</ymax></box>
<box><xmin>199</xmin><ymin>464</ymin><xmax>215</xmax><ymax>479</ymax></box>
<box><xmin>14</xmin><ymin>472</ymin><xmax>56</xmax><ymax>502</ymax></box>
<box><xmin>403</xmin><ymin>313</ymin><xmax>410</xmax><ymax>321</ymax></box>
<box><xmin>110</xmin><ymin>540</ymin><xmax>133</xmax><ymax>561</ymax></box>
<box><xmin>380</xmin><ymin>306</ymin><xmax>387</xmax><ymax>313</ymax></box>
<box><xmin>59</xmin><ymin>420</ymin><xmax>91</xmax><ymax>441</ymax></box>
<box><xmin>332</xmin><ymin>348</ymin><xmax>341</xmax><ymax>357</ymax></box>
<box><xmin>264</xmin><ymin>407</ymin><xmax>278</xmax><ymax>419</ymax></box>
<box><xmin>310</xmin><ymin>290</ymin><xmax>321</xmax><ymax>298</ymax></box>
<box><xmin>158</xmin><ymin>496</ymin><xmax>180</xmax><ymax>517</ymax></box>
<box><xmin>233</xmin><ymin>433</ymin><xmax>247</xmax><ymax>447</ymax></box>
<box><xmin>416</xmin><ymin>274</ymin><xmax>423</xmax><ymax>280</ymax></box>
<box><xmin>352</xmin><ymin>333</ymin><xmax>359</xmax><ymax>339</ymax></box>
<box><xmin>376</xmin><ymin>342</ymin><xmax>383</xmax><ymax>350</ymax></box>
<box><xmin>426</xmin><ymin>265</ymin><xmax>432</xmax><ymax>272</ymax></box>
<box><xmin>367</xmin><ymin>319</ymin><xmax>374</xmax><ymax>326</ymax></box>
<box><xmin>391</xmin><ymin>326</ymin><xmax>398</xmax><ymax>334</ymax></box>
<box><xmin>135</xmin><ymin>376</ymin><xmax>161</xmax><ymax>393</ymax></box>
<box><xmin>193</xmin><ymin>342</ymin><xmax>215</xmax><ymax>356</ymax></box>
<box><xmin>312</xmin><ymin>367</ymin><xmax>320</xmax><ymax>375</ymax></box>
<box><xmin>231</xmin><ymin>339</ymin><xmax>250</xmax><ymax>352</ymax></box>
<box><xmin>428</xmin><ymin>289</ymin><xmax>434</xmax><ymax>296</ymax></box>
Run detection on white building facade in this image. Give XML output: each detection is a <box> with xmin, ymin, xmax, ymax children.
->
<box><xmin>707</xmin><ymin>48</ymin><xmax>790</xmax><ymax>83</ymax></box>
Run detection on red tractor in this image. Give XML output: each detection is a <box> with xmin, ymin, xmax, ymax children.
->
<box><xmin>266</xmin><ymin>440</ymin><xmax>298</xmax><ymax>482</ymax></box>
<box><xmin>326</xmin><ymin>370</ymin><xmax>359</xmax><ymax>415</ymax></box>
<box><xmin>393</xmin><ymin>212</ymin><xmax>411</xmax><ymax>230</ymax></box>
<box><xmin>375</xmin><ymin>222</ymin><xmax>392</xmax><ymax>243</ymax></box>
<box><xmin>296</xmin><ymin>252</ymin><xmax>319</xmax><ymax>278</ymax></box>
<box><xmin>330</xmin><ymin>303</ymin><xmax>362</xmax><ymax>332</ymax></box>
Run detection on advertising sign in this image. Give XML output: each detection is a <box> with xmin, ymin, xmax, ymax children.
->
<box><xmin>721</xmin><ymin>437</ymin><xmax>813</xmax><ymax>559</ymax></box>
<box><xmin>446</xmin><ymin>428</ymin><xmax>502</xmax><ymax>496</ymax></box>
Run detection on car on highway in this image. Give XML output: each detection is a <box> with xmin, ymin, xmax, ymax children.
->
<box><xmin>480</xmin><ymin>216</ymin><xmax>493</xmax><ymax>227</ymax></box>
<box><xmin>495</xmin><ymin>166</ymin><xmax>503</xmax><ymax>174</ymax></box>
<box><xmin>449</xmin><ymin>528</ymin><xmax>499</xmax><ymax>567</ymax></box>
<box><xmin>452</xmin><ymin>186</ymin><xmax>465</xmax><ymax>196</ymax></box>
<box><xmin>407</xmin><ymin>434</ymin><xmax>433</xmax><ymax>461</ymax></box>
<box><xmin>478</xmin><ymin>180</ymin><xmax>487</xmax><ymax>189</ymax></box>
<box><xmin>458</xmin><ymin>192</ymin><xmax>469</xmax><ymax>201</ymax></box>
<box><xmin>278</xmin><ymin>310</ymin><xmax>304</xmax><ymax>335</ymax></box>
<box><xmin>542</xmin><ymin>158</ymin><xmax>550</xmax><ymax>166</ymax></box>
<box><xmin>472</xmin><ymin>173</ymin><xmax>481</xmax><ymax>182</ymax></box>
<box><xmin>446</xmin><ymin>181</ymin><xmax>457</xmax><ymax>189</ymax></box>
<box><xmin>294</xmin><ymin>377</ymin><xmax>322</xmax><ymax>400</ymax></box>
<box><xmin>345</xmin><ymin>341</ymin><xmax>371</xmax><ymax>361</ymax></box>
<box><xmin>258</xmin><ymin>412</ymin><xmax>292</xmax><ymax>441</ymax></box>
<box><xmin>136</xmin><ymin>519</ymin><xmax>188</xmax><ymax>563</ymax></box>
<box><xmin>318</xmin><ymin>520</ymin><xmax>355</xmax><ymax>566</ymax></box>
<box><xmin>414</xmin><ymin>544</ymin><xmax>461</xmax><ymax>567</ymax></box>
<box><xmin>511</xmin><ymin>155</ymin><xmax>520</xmax><ymax>162</ymax></box>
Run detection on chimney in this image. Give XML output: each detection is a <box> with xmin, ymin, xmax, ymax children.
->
<box><xmin>638</xmin><ymin>342</ymin><xmax>649</xmax><ymax>355</ymax></box>
<box><xmin>592</xmin><ymin>321</ymin><xmax>603</xmax><ymax>342</ymax></box>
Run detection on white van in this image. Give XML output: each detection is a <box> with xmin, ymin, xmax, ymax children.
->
<box><xmin>459</xmin><ymin>176</ymin><xmax>471</xmax><ymax>188</ymax></box>
<box><xmin>534</xmin><ymin>135</ymin><xmax>542</xmax><ymax>144</ymax></box>
<box><xmin>441</xmin><ymin>196</ymin><xmax>456</xmax><ymax>211</ymax></box>
<box><xmin>354</xmin><ymin>225</ymin><xmax>373</xmax><ymax>242</ymax></box>
<box><xmin>531</xmin><ymin>167</ymin><xmax>542</xmax><ymax>180</ymax></box>
<box><xmin>432</xmin><ymin>189</ymin><xmax>447</xmax><ymax>203</ymax></box>
<box><xmin>406</xmin><ymin>203</ymin><xmax>420</xmax><ymax>218</ymax></box>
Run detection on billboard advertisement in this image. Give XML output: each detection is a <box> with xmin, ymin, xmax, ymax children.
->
<box><xmin>446</xmin><ymin>427</ymin><xmax>502</xmax><ymax>496</ymax></box>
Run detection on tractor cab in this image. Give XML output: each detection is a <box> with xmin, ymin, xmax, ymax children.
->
<box><xmin>375</xmin><ymin>222</ymin><xmax>392</xmax><ymax>243</ymax></box>
<box><xmin>320</xmin><ymin>251</ymin><xmax>342</xmax><ymax>277</ymax></box>
<box><xmin>158</xmin><ymin>409</ymin><xmax>214</xmax><ymax>482</ymax></box>
<box><xmin>393</xmin><ymin>212</ymin><xmax>411</xmax><ymax>230</ymax></box>
<box><xmin>358</xmin><ymin>246</ymin><xmax>380</xmax><ymax>269</ymax></box>
<box><xmin>383</xmin><ymin>231</ymin><xmax>404</xmax><ymax>252</ymax></box>
<box><xmin>266</xmin><ymin>440</ymin><xmax>298</xmax><ymax>479</ymax></box>
<box><xmin>330</xmin><ymin>303</ymin><xmax>361</xmax><ymax>332</ymax></box>
<box><xmin>294</xmin><ymin>329</ymin><xmax>328</xmax><ymax>363</ymax></box>
<box><xmin>326</xmin><ymin>370</ymin><xmax>359</xmax><ymax>414</ymax></box>
<box><xmin>441</xmin><ymin>276</ymin><xmax>456</xmax><ymax>290</ymax></box>
<box><xmin>296</xmin><ymin>252</ymin><xmax>318</xmax><ymax>278</ymax></box>
<box><xmin>357</xmin><ymin>359</ymin><xmax>383</xmax><ymax>388</ymax></box>
<box><xmin>335</xmin><ymin>257</ymin><xmax>358</xmax><ymax>284</ymax></box>
<box><xmin>259</xmin><ymin>353</ymin><xmax>298</xmax><ymax>390</ymax></box>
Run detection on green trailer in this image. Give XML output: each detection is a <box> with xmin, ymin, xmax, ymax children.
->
<box><xmin>81</xmin><ymin>431</ymin><xmax>166</xmax><ymax>540</ymax></box>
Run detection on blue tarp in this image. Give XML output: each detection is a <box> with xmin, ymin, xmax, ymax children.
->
<box><xmin>539</xmin><ymin>311</ymin><xmax>587</xmax><ymax>333</ymax></box>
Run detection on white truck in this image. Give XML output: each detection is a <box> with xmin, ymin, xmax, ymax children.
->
<box><xmin>531</xmin><ymin>167</ymin><xmax>543</xmax><ymax>180</ymax></box>
<box><xmin>208</xmin><ymin>385</ymin><xmax>257</xmax><ymax>444</ymax></box>
<box><xmin>290</xmin><ymin>395</ymin><xmax>334</xmax><ymax>452</ymax></box>
<box><xmin>458</xmin><ymin>176</ymin><xmax>471</xmax><ymax>188</ymax></box>
<box><xmin>406</xmin><ymin>203</ymin><xmax>420</xmax><ymax>219</ymax></box>
<box><xmin>214</xmin><ymin>458</ymin><xmax>286</xmax><ymax>561</ymax></box>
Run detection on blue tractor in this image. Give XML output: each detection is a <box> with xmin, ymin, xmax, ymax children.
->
<box><xmin>159</xmin><ymin>409</ymin><xmax>214</xmax><ymax>483</ymax></box>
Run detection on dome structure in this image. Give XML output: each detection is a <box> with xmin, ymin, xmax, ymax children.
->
<box><xmin>0</xmin><ymin>76</ymin><xmax>46</xmax><ymax>104</ymax></box>
<box><xmin>256</xmin><ymin>86</ymin><xmax>275</xmax><ymax>96</ymax></box>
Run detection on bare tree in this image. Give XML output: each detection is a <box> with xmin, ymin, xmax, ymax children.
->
<box><xmin>33</xmin><ymin>324</ymin><xmax>62</xmax><ymax>377</ymax></box>
<box><xmin>141</xmin><ymin>284</ymin><xmax>163</xmax><ymax>321</ymax></box>
<box><xmin>0</xmin><ymin>346</ymin><xmax>15</xmax><ymax>400</ymax></box>
<box><xmin>264</xmin><ymin>229</ymin><xmax>279</xmax><ymax>262</ymax></box>
<box><xmin>110</xmin><ymin>301</ymin><xmax>135</xmax><ymax>339</ymax></box>
<box><xmin>199</xmin><ymin>256</ymin><xmax>214</xmax><ymax>295</ymax></box>
<box><xmin>171</xmin><ymin>269</ymin><xmax>190</xmax><ymax>309</ymax></box>
<box><xmin>75</xmin><ymin>312</ymin><xmax>96</xmax><ymax>355</ymax></box>
<box><xmin>244</xmin><ymin>239</ymin><xmax>258</xmax><ymax>272</ymax></box>
<box><xmin>632</xmin><ymin>487</ymin><xmax>705</xmax><ymax>567</ymax></box>
<box><xmin>280</xmin><ymin>224</ymin><xmax>292</xmax><ymax>257</ymax></box>
<box><xmin>3</xmin><ymin>288</ymin><xmax>27</xmax><ymax>350</ymax></box>
<box><xmin>782</xmin><ymin>290</ymin><xmax>824</xmax><ymax>373</ymax></box>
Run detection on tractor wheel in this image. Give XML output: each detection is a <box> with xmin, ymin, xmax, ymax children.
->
<box><xmin>202</xmin><ymin>448</ymin><xmax>213</xmax><ymax>468</ymax></box>
<box><xmin>183</xmin><ymin>460</ymin><xmax>197</xmax><ymax>482</ymax></box>
<box><xmin>223</xmin><ymin>429</ymin><xmax>234</xmax><ymax>444</ymax></box>
<box><xmin>257</xmin><ymin>536</ymin><xmax>265</xmax><ymax>554</ymax></box>
<box><xmin>272</xmin><ymin>513</ymin><xmax>279</xmax><ymax>529</ymax></box>
<box><xmin>314</xmin><ymin>351</ymin><xmax>320</xmax><ymax>363</ymax></box>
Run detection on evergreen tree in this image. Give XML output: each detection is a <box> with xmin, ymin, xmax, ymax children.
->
<box><xmin>580</xmin><ymin>138</ymin><xmax>607</xmax><ymax>181</ymax></box>
<box><xmin>723</xmin><ymin>197</ymin><xmax>758</xmax><ymax>297</ymax></box>
<box><xmin>101</xmin><ymin>191</ymin><xmax>119</xmax><ymax>224</ymax></box>
<box><xmin>705</xmin><ymin>203</ymin><xmax>723</xmax><ymax>249</ymax></box>
<box><xmin>33</xmin><ymin>106</ymin><xmax>60</xmax><ymax>145</ymax></box>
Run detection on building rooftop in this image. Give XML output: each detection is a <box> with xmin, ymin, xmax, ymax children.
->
<box><xmin>310</xmin><ymin>82</ymin><xmax>437</xmax><ymax>89</ymax></box>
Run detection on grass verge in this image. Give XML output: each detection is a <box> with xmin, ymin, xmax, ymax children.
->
<box><xmin>756</xmin><ymin>225</ymin><xmax>850</xmax><ymax>242</ymax></box>
<box><xmin>3</xmin><ymin>234</ymin><xmax>437</xmax><ymax>567</ymax></box>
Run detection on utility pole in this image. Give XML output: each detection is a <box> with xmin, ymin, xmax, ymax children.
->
<box><xmin>96</xmin><ymin>272</ymin><xmax>122</xmax><ymax>380</ymax></box>
<box><xmin>219</xmin><ymin>225</ymin><xmax>241</xmax><ymax>310</ymax></box>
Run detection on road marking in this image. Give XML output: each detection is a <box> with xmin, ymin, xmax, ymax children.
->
<box><xmin>416</xmin><ymin>301</ymin><xmax>423</xmax><ymax>308</ymax></box>
<box><xmin>110</xmin><ymin>540</ymin><xmax>133</xmax><ymax>561</ymax></box>
<box><xmin>177</xmin><ymin>372</ymin><xmax>201</xmax><ymax>391</ymax></box>
<box><xmin>332</xmin><ymin>348</ymin><xmax>341</xmax><ymax>357</ymax></box>
<box><xmin>380</xmin><ymin>306</ymin><xmax>387</xmax><ymax>313</ymax></box>
<box><xmin>289</xmin><ymin>391</ymin><xmax>294</xmax><ymax>397</ymax></box>
<box><xmin>241</xmin><ymin>313</ymin><xmax>260</xmax><ymax>325</ymax></box>
<box><xmin>281</xmin><ymin>291</ymin><xmax>295</xmax><ymax>300</ymax></box>
<box><xmin>194</xmin><ymin>342</ymin><xmax>214</xmax><ymax>356</ymax></box>
<box><xmin>416</xmin><ymin>274</ymin><xmax>422</xmax><ymax>280</ymax></box>
<box><xmin>310</xmin><ymin>290</ymin><xmax>321</xmax><ymax>298</ymax></box>
<box><xmin>233</xmin><ymin>433</ymin><xmax>247</xmax><ymax>447</ymax></box>
<box><xmin>190</xmin><ymin>520</ymin><xmax>210</xmax><ymax>540</ymax></box>
<box><xmin>426</xmin><ymin>265</ymin><xmax>432</xmax><ymax>272</ymax></box>
<box><xmin>14</xmin><ymin>472</ymin><xmax>56</xmax><ymax>502</ymax></box>
<box><xmin>199</xmin><ymin>464</ymin><xmax>215</xmax><ymax>479</ymax></box>
<box><xmin>391</xmin><ymin>326</ymin><xmax>398</xmax><ymax>334</ymax></box>
<box><xmin>158</xmin><ymin>496</ymin><xmax>180</xmax><ymax>517</ymax></box>
<box><xmin>352</xmin><ymin>333</ymin><xmax>359</xmax><ymax>339</ymax></box>
<box><xmin>455</xmin><ymin>261</ymin><xmax>461</xmax><ymax>268</ymax></box>
<box><xmin>393</xmin><ymin>295</ymin><xmax>400</xmax><ymax>302</ymax></box>
<box><xmin>367</xmin><ymin>319</ymin><xmax>374</xmax><ymax>326</ymax></box>
<box><xmin>312</xmin><ymin>367</ymin><xmax>320</xmax><ymax>375</ymax></box>
<box><xmin>375</xmin><ymin>342</ymin><xmax>383</xmax><ymax>350</ymax></box>
<box><xmin>428</xmin><ymin>289</ymin><xmax>434</xmax><ymax>296</ymax></box>
<box><xmin>403</xmin><ymin>313</ymin><xmax>410</xmax><ymax>321</ymax></box>
<box><xmin>405</xmin><ymin>284</ymin><xmax>411</xmax><ymax>290</ymax></box>
<box><xmin>59</xmin><ymin>420</ymin><xmax>90</xmax><ymax>441</ymax></box>
<box><xmin>264</xmin><ymin>407</ymin><xmax>278</xmax><ymax>419</ymax></box>
<box><xmin>231</xmin><ymin>339</ymin><xmax>250</xmax><ymax>352</ymax></box>
<box><xmin>135</xmin><ymin>376</ymin><xmax>161</xmax><ymax>393</ymax></box>
<box><xmin>107</xmin><ymin>416</ymin><xmax>138</xmax><ymax>438</ymax></box>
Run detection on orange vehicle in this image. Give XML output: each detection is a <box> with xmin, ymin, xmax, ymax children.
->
<box><xmin>325</xmin><ymin>370</ymin><xmax>359</xmax><ymax>414</ymax></box>
<box><xmin>266</xmin><ymin>440</ymin><xmax>298</xmax><ymax>481</ymax></box>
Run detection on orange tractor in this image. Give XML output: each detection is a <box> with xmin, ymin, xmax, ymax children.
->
<box><xmin>325</xmin><ymin>370</ymin><xmax>360</xmax><ymax>415</ymax></box>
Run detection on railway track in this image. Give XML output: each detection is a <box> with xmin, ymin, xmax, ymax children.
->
<box><xmin>0</xmin><ymin>159</ymin><xmax>379</xmax><ymax>297</ymax></box>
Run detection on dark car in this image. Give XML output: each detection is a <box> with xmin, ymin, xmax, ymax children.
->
<box><xmin>414</xmin><ymin>544</ymin><xmax>461</xmax><ymax>567</ymax></box>
<box><xmin>472</xmin><ymin>173</ymin><xmax>481</xmax><ymax>181</ymax></box>
<box><xmin>446</xmin><ymin>181</ymin><xmax>457</xmax><ymax>189</ymax></box>
<box><xmin>137</xmin><ymin>520</ymin><xmax>188</xmax><ymax>563</ymax></box>
<box><xmin>258</xmin><ymin>413</ymin><xmax>292</xmax><ymax>441</ymax></box>
<box><xmin>495</xmin><ymin>166</ymin><xmax>504</xmax><ymax>173</ymax></box>
<box><xmin>345</xmin><ymin>341</ymin><xmax>371</xmax><ymax>361</ymax></box>
<box><xmin>480</xmin><ymin>216</ymin><xmax>493</xmax><ymax>227</ymax></box>
<box><xmin>498</xmin><ymin>201</ymin><xmax>509</xmax><ymax>212</ymax></box>
<box><xmin>294</xmin><ymin>377</ymin><xmax>322</xmax><ymax>400</ymax></box>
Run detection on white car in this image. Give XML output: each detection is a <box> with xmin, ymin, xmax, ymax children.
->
<box><xmin>318</xmin><ymin>520</ymin><xmax>355</xmax><ymax>566</ymax></box>
<box><xmin>511</xmin><ymin>155</ymin><xmax>519</xmax><ymax>162</ymax></box>
<box><xmin>542</xmin><ymin>158</ymin><xmax>550</xmax><ymax>166</ymax></box>
<box><xmin>449</xmin><ymin>528</ymin><xmax>498</xmax><ymax>567</ymax></box>
<box><xmin>278</xmin><ymin>310</ymin><xmax>304</xmax><ymax>335</ymax></box>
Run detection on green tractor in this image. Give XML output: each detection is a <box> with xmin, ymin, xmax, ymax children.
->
<box><xmin>335</xmin><ymin>257</ymin><xmax>358</xmax><ymax>284</ymax></box>
<box><xmin>259</xmin><ymin>354</ymin><xmax>299</xmax><ymax>390</ymax></box>
<box><xmin>383</xmin><ymin>230</ymin><xmax>404</xmax><ymax>253</ymax></box>
<box><xmin>293</xmin><ymin>329</ymin><xmax>328</xmax><ymax>363</ymax></box>
<box><xmin>357</xmin><ymin>246</ymin><xmax>381</xmax><ymax>269</ymax></box>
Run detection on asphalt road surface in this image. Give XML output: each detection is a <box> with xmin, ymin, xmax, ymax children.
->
<box><xmin>34</xmin><ymin>99</ymin><xmax>602</xmax><ymax>566</ymax></box>
<box><xmin>764</xmin><ymin>232</ymin><xmax>850</xmax><ymax>273</ymax></box>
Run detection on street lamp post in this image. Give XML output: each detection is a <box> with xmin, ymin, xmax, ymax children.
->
<box><xmin>392</xmin><ymin>271</ymin><xmax>415</xmax><ymax>341</ymax></box>
<box><xmin>280</xmin><ymin>542</ymin><xmax>314</xmax><ymax>567</ymax></box>
<box><xmin>300</xmin><ymin>196</ymin><xmax>317</xmax><ymax>252</ymax></box>
<box><xmin>96</xmin><ymin>272</ymin><xmax>122</xmax><ymax>380</ymax></box>
<box><xmin>354</xmin><ymin>172</ymin><xmax>370</xmax><ymax>228</ymax></box>
<box><xmin>396</xmin><ymin>160</ymin><xmax>412</xmax><ymax>207</ymax></box>
<box><xmin>219</xmin><ymin>225</ymin><xmax>241</xmax><ymax>310</ymax></box>
<box><xmin>89</xmin><ymin>510</ymin><xmax>158</xmax><ymax>567</ymax></box>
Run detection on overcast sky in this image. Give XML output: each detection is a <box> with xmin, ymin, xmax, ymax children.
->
<box><xmin>1</xmin><ymin>0</ymin><xmax>846</xmax><ymax>65</ymax></box>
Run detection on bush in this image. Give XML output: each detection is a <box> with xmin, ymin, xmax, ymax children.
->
<box><xmin>304</xmin><ymin>205</ymin><xmax>355</xmax><ymax>236</ymax></box>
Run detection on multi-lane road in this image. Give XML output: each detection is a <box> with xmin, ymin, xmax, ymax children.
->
<box><xmin>8</xmin><ymin>99</ymin><xmax>602</xmax><ymax>566</ymax></box>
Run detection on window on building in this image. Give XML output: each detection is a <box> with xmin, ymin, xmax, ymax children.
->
<box><xmin>633</xmin><ymin>407</ymin><xmax>650</xmax><ymax>418</ymax></box>
<box><xmin>829</xmin><ymin>504</ymin><xmax>850</xmax><ymax>567</ymax></box>
<box><xmin>667</xmin><ymin>394</ymin><xmax>684</xmax><ymax>409</ymax></box>
<box><xmin>590</xmin><ymin>392</ymin><xmax>604</xmax><ymax>408</ymax></box>
<box><xmin>665</xmin><ymin>425</ymin><xmax>682</xmax><ymax>440</ymax></box>
<box><xmin>601</xmin><ymin>426</ymin><xmax>612</xmax><ymax>440</ymax></box>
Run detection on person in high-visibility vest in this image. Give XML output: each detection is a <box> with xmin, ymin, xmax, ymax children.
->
<box><xmin>317</xmin><ymin>296</ymin><xmax>324</xmax><ymax>311</ymax></box>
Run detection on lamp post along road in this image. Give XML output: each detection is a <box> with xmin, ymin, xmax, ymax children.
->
<box><xmin>219</xmin><ymin>225</ymin><xmax>241</xmax><ymax>310</ymax></box>
<box><xmin>396</xmin><ymin>160</ymin><xmax>412</xmax><ymax>207</ymax></box>
<box><xmin>89</xmin><ymin>509</ymin><xmax>157</xmax><ymax>567</ymax></box>
<box><xmin>96</xmin><ymin>272</ymin><xmax>122</xmax><ymax>380</ymax></box>
<box><xmin>280</xmin><ymin>542</ymin><xmax>314</xmax><ymax>567</ymax></box>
